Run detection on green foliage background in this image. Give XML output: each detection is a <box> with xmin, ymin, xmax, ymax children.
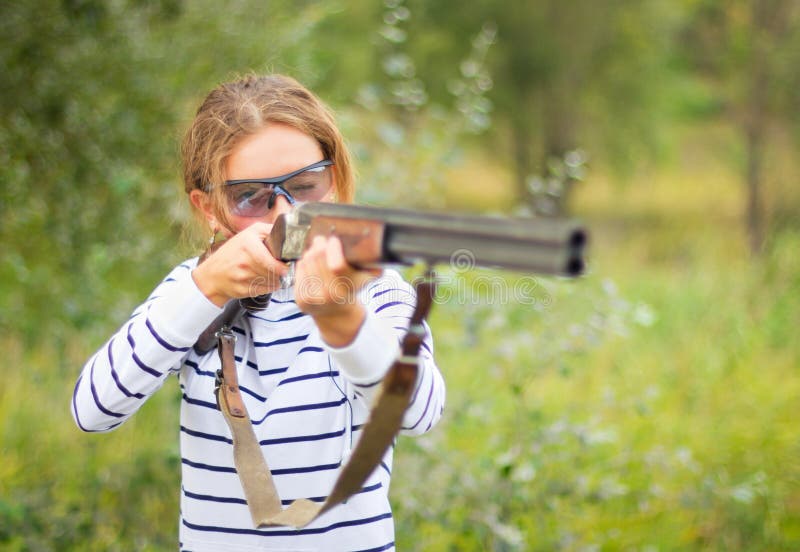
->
<box><xmin>1</xmin><ymin>0</ymin><xmax>799</xmax><ymax>550</ymax></box>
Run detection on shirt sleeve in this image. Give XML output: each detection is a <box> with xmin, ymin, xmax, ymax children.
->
<box><xmin>71</xmin><ymin>259</ymin><xmax>223</xmax><ymax>432</ymax></box>
<box><xmin>324</xmin><ymin>269</ymin><xmax>446</xmax><ymax>436</ymax></box>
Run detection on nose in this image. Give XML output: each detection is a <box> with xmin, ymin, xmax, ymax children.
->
<box><xmin>268</xmin><ymin>193</ymin><xmax>294</xmax><ymax>222</ymax></box>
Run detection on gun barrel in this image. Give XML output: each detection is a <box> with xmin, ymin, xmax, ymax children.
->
<box><xmin>291</xmin><ymin>202</ymin><xmax>587</xmax><ymax>277</ymax></box>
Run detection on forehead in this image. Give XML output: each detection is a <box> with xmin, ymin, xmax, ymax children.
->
<box><xmin>225</xmin><ymin>123</ymin><xmax>324</xmax><ymax>180</ymax></box>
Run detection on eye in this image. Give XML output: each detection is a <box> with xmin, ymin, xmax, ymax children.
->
<box><xmin>285</xmin><ymin>174</ymin><xmax>324</xmax><ymax>196</ymax></box>
<box><xmin>229</xmin><ymin>184</ymin><xmax>272</xmax><ymax>209</ymax></box>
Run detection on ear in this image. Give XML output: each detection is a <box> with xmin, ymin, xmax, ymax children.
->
<box><xmin>189</xmin><ymin>189</ymin><xmax>216</xmax><ymax>226</ymax></box>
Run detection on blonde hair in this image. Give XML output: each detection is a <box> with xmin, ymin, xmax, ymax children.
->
<box><xmin>181</xmin><ymin>74</ymin><xmax>354</xmax><ymax>236</ymax></box>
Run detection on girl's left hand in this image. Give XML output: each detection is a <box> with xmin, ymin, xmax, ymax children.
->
<box><xmin>294</xmin><ymin>235</ymin><xmax>381</xmax><ymax>347</ymax></box>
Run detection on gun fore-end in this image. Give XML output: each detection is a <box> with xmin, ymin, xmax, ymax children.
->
<box><xmin>267</xmin><ymin>202</ymin><xmax>587</xmax><ymax>277</ymax></box>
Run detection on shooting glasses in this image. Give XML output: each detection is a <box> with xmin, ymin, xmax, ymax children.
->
<box><xmin>220</xmin><ymin>159</ymin><xmax>334</xmax><ymax>217</ymax></box>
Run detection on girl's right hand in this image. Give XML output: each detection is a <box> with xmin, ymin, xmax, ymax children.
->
<box><xmin>191</xmin><ymin>222</ymin><xmax>289</xmax><ymax>307</ymax></box>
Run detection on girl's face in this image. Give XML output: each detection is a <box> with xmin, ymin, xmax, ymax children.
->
<box><xmin>193</xmin><ymin>123</ymin><xmax>335</xmax><ymax>236</ymax></box>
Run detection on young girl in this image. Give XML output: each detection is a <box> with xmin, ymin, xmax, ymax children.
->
<box><xmin>71</xmin><ymin>74</ymin><xmax>445</xmax><ymax>552</ymax></box>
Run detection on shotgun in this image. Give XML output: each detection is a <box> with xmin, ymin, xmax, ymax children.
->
<box><xmin>194</xmin><ymin>202</ymin><xmax>587</xmax><ymax>353</ymax></box>
<box><xmin>197</xmin><ymin>202</ymin><xmax>588</xmax><ymax>527</ymax></box>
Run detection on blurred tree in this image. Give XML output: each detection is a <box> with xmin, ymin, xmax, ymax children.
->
<box><xmin>0</xmin><ymin>0</ymin><xmax>183</xmax><ymax>343</ymax></box>
<box><xmin>0</xmin><ymin>0</ymin><xmax>341</xmax><ymax>343</ymax></box>
<box><xmin>407</xmin><ymin>0</ymin><xmax>684</xmax><ymax>214</ymax></box>
<box><xmin>681</xmin><ymin>0</ymin><xmax>800</xmax><ymax>254</ymax></box>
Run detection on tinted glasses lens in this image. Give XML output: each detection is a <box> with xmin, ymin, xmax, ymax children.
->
<box><xmin>226</xmin><ymin>164</ymin><xmax>333</xmax><ymax>217</ymax></box>
<box><xmin>282</xmin><ymin>165</ymin><xmax>332</xmax><ymax>202</ymax></box>
<box><xmin>226</xmin><ymin>183</ymin><xmax>276</xmax><ymax>217</ymax></box>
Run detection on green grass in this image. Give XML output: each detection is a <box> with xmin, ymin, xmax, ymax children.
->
<box><xmin>2</xmin><ymin>160</ymin><xmax>799</xmax><ymax>550</ymax></box>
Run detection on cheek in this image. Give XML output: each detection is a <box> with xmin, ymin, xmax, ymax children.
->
<box><xmin>227</xmin><ymin>211</ymin><xmax>283</xmax><ymax>235</ymax></box>
<box><xmin>320</xmin><ymin>187</ymin><xmax>337</xmax><ymax>203</ymax></box>
<box><xmin>227</xmin><ymin>215</ymin><xmax>260</xmax><ymax>235</ymax></box>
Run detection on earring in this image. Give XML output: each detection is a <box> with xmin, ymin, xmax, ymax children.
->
<box><xmin>208</xmin><ymin>223</ymin><xmax>220</xmax><ymax>247</ymax></box>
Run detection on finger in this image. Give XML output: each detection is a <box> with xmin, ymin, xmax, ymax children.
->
<box><xmin>244</xmin><ymin>232</ymin><xmax>289</xmax><ymax>276</ymax></box>
<box><xmin>246</xmin><ymin>221</ymin><xmax>274</xmax><ymax>240</ymax></box>
<box><xmin>305</xmin><ymin>236</ymin><xmax>332</xmax><ymax>276</ymax></box>
<box><xmin>325</xmin><ymin>236</ymin><xmax>349</xmax><ymax>274</ymax></box>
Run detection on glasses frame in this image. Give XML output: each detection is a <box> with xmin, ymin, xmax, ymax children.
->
<box><xmin>220</xmin><ymin>159</ymin><xmax>334</xmax><ymax>216</ymax></box>
<box><xmin>224</xmin><ymin>159</ymin><xmax>334</xmax><ymax>188</ymax></box>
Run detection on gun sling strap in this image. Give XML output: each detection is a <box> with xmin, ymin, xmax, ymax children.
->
<box><xmin>207</xmin><ymin>273</ymin><xmax>436</xmax><ymax>528</ymax></box>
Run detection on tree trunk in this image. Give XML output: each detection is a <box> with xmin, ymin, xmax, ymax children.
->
<box><xmin>511</xmin><ymin>114</ymin><xmax>535</xmax><ymax>210</ymax></box>
<box><xmin>745</xmin><ymin>121</ymin><xmax>764</xmax><ymax>255</ymax></box>
<box><xmin>743</xmin><ymin>0</ymin><xmax>775</xmax><ymax>255</ymax></box>
<box><xmin>541</xmin><ymin>80</ymin><xmax>576</xmax><ymax>215</ymax></box>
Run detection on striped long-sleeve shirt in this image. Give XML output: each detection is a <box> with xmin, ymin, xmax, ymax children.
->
<box><xmin>71</xmin><ymin>259</ymin><xmax>445</xmax><ymax>552</ymax></box>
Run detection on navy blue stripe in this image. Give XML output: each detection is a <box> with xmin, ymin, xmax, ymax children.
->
<box><xmin>235</xmin><ymin>355</ymin><xmax>259</xmax><ymax>370</ymax></box>
<box><xmin>365</xmin><ymin>280</ymin><xmax>383</xmax><ymax>294</ymax></box>
<box><xmin>254</xmin><ymin>334</ymin><xmax>309</xmax><ymax>348</ymax></box>
<box><xmin>164</xmin><ymin>277</ymin><xmax>177</xmax><ymax>283</ymax></box>
<box><xmin>260</xmin><ymin>428</ymin><xmax>345</xmax><ymax>446</ymax></box>
<box><xmin>420</xmin><ymin>340</ymin><xmax>432</xmax><ymax>355</ymax></box>
<box><xmin>182</xmin><ymin>482</ymin><xmax>383</xmax><ymax>507</ymax></box>
<box><xmin>259</xmin><ymin>366</ymin><xmax>288</xmax><ymax>376</ymax></box>
<box><xmin>252</xmin><ymin>397</ymin><xmax>346</xmax><ymax>425</ymax></box>
<box><xmin>72</xmin><ymin>375</ymin><xmax>123</xmax><ymax>432</ymax></box>
<box><xmin>106</xmin><ymin>346</ymin><xmax>145</xmax><ymax>399</ymax></box>
<box><xmin>353</xmin><ymin>377</ymin><xmax>383</xmax><ymax>389</ymax></box>
<box><xmin>408</xmin><ymin>363</ymin><xmax>428</xmax><ymax>406</ymax></box>
<box><xmin>354</xmin><ymin>542</ymin><xmax>395</xmax><ymax>552</ymax></box>
<box><xmin>72</xmin><ymin>375</ymin><xmax>91</xmax><ymax>432</ymax></box>
<box><xmin>277</xmin><ymin>311</ymin><xmax>306</xmax><ymax>322</ymax></box>
<box><xmin>271</xmin><ymin>462</ymin><xmax>341</xmax><ymax>475</ymax></box>
<box><xmin>183</xmin><ymin>457</ymin><xmax>341</xmax><ymax>476</ymax></box>
<box><xmin>181</xmin><ymin>425</ymin><xmax>348</xmax><ymax>447</ymax></box>
<box><xmin>270</xmin><ymin>297</ymin><xmax>296</xmax><ymax>304</ymax></box>
<box><xmin>372</xmin><ymin>287</ymin><xmax>410</xmax><ymax>299</ymax></box>
<box><xmin>182</xmin><ymin>512</ymin><xmax>392</xmax><ymax>537</ymax></box>
<box><xmin>239</xmin><ymin>385</ymin><xmax>267</xmax><ymax>402</ymax></box>
<box><xmin>280</xmin><ymin>481</ymin><xmax>382</xmax><ymax>505</ymax></box>
<box><xmin>182</xmin><ymin>487</ymin><xmax>246</xmax><ymax>505</ymax></box>
<box><xmin>126</xmin><ymin>325</ymin><xmax>162</xmax><ymax>377</ymax></box>
<box><xmin>248</xmin><ymin>311</ymin><xmax>307</xmax><ymax>323</ymax></box>
<box><xmin>374</xmin><ymin>300</ymin><xmax>412</xmax><ymax>314</ymax></box>
<box><xmin>145</xmin><ymin>316</ymin><xmax>190</xmax><ymax>352</ymax></box>
<box><xmin>231</xmin><ymin>326</ymin><xmax>246</xmax><ymax>336</ymax></box>
<box><xmin>298</xmin><ymin>346</ymin><xmax>325</xmax><ymax>354</ymax></box>
<box><xmin>279</xmin><ymin>370</ymin><xmax>338</xmax><ymax>387</ymax></box>
<box><xmin>182</xmin><ymin>393</ymin><xmax>218</xmax><ymax>410</ymax></box>
<box><xmin>404</xmin><ymin>370</ymin><xmax>434</xmax><ymax>431</ymax></box>
<box><xmin>187</xmin><ymin>363</ymin><xmax>217</xmax><ymax>377</ymax></box>
<box><xmin>380</xmin><ymin>461</ymin><xmax>392</xmax><ymax>475</ymax></box>
<box><xmin>184</xmin><ymin>358</ymin><xmax>221</xmax><ymax>378</ymax></box>
<box><xmin>181</xmin><ymin>458</ymin><xmax>236</xmax><ymax>473</ymax></box>
<box><xmin>181</xmin><ymin>425</ymin><xmax>231</xmax><ymax>444</ymax></box>
<box><xmin>88</xmin><ymin>359</ymin><xmax>126</xmax><ymax>419</ymax></box>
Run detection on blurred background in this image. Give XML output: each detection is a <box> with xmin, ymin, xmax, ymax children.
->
<box><xmin>1</xmin><ymin>0</ymin><xmax>799</xmax><ymax>550</ymax></box>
